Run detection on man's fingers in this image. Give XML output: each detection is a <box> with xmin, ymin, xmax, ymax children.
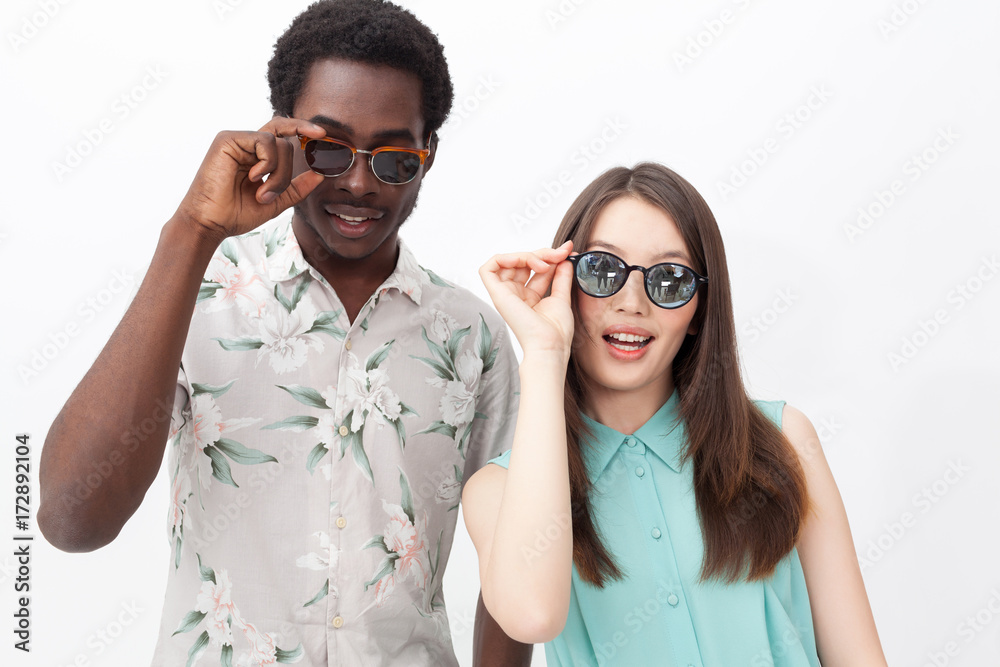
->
<box><xmin>269</xmin><ymin>169</ymin><xmax>325</xmax><ymax>213</ymax></box>
<box><xmin>258</xmin><ymin>116</ymin><xmax>326</xmax><ymax>140</ymax></box>
<box><xmin>255</xmin><ymin>139</ymin><xmax>296</xmax><ymax>203</ymax></box>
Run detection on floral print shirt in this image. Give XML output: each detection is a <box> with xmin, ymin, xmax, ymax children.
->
<box><xmin>150</xmin><ymin>215</ymin><xmax>519</xmax><ymax>667</ymax></box>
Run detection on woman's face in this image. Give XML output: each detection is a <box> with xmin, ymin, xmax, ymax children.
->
<box><xmin>573</xmin><ymin>195</ymin><xmax>700</xmax><ymax>414</ymax></box>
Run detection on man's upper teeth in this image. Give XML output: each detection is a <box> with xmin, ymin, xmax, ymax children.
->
<box><xmin>610</xmin><ymin>333</ymin><xmax>648</xmax><ymax>343</ymax></box>
<box><xmin>341</xmin><ymin>215</ymin><xmax>368</xmax><ymax>222</ymax></box>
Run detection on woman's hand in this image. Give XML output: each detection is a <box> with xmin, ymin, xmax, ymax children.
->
<box><xmin>479</xmin><ymin>241</ymin><xmax>575</xmax><ymax>363</ymax></box>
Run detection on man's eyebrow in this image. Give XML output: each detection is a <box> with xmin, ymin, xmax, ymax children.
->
<box><xmin>308</xmin><ymin>115</ymin><xmax>352</xmax><ymax>134</ymax></box>
<box><xmin>307</xmin><ymin>115</ymin><xmax>417</xmax><ymax>144</ymax></box>
<box><xmin>588</xmin><ymin>240</ymin><xmax>690</xmax><ymax>263</ymax></box>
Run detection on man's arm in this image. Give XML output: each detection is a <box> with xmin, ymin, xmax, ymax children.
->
<box><xmin>37</xmin><ymin>118</ymin><xmax>328</xmax><ymax>552</ymax></box>
<box><xmin>473</xmin><ymin>591</ymin><xmax>533</xmax><ymax>667</ymax></box>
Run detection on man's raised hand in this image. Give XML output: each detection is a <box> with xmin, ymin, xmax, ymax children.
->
<box><xmin>172</xmin><ymin>117</ymin><xmax>327</xmax><ymax>244</ymax></box>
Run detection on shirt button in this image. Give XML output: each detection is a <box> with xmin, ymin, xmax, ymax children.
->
<box><xmin>332</xmin><ymin>615</ymin><xmax>344</xmax><ymax>628</ymax></box>
<box><xmin>345</xmin><ymin>339</ymin><xmax>352</xmax><ymax>351</ymax></box>
<box><xmin>625</xmin><ymin>437</ymin><xmax>635</xmax><ymax>447</ymax></box>
<box><xmin>339</xmin><ymin>425</ymin><xmax>349</xmax><ymax>437</ymax></box>
<box><xmin>667</xmin><ymin>593</ymin><xmax>679</xmax><ymax>606</ymax></box>
<box><xmin>336</xmin><ymin>516</ymin><xmax>347</xmax><ymax>529</ymax></box>
<box><xmin>635</xmin><ymin>466</ymin><xmax>645</xmax><ymax>478</ymax></box>
<box><xmin>651</xmin><ymin>527</ymin><xmax>661</xmax><ymax>539</ymax></box>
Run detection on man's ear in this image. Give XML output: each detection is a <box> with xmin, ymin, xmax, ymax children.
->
<box><xmin>423</xmin><ymin>131</ymin><xmax>437</xmax><ymax>175</ymax></box>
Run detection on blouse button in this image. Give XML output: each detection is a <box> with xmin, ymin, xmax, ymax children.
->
<box><xmin>625</xmin><ymin>437</ymin><xmax>636</xmax><ymax>447</ymax></box>
<box><xmin>345</xmin><ymin>339</ymin><xmax>353</xmax><ymax>351</ymax></box>
<box><xmin>339</xmin><ymin>425</ymin><xmax>349</xmax><ymax>437</ymax></box>
<box><xmin>667</xmin><ymin>593</ymin><xmax>679</xmax><ymax>606</ymax></box>
<box><xmin>331</xmin><ymin>615</ymin><xmax>344</xmax><ymax>628</ymax></box>
<box><xmin>651</xmin><ymin>527</ymin><xmax>661</xmax><ymax>539</ymax></box>
<box><xmin>635</xmin><ymin>466</ymin><xmax>645</xmax><ymax>478</ymax></box>
<box><xmin>336</xmin><ymin>516</ymin><xmax>347</xmax><ymax>529</ymax></box>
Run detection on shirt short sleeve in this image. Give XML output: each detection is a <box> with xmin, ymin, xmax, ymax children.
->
<box><xmin>486</xmin><ymin>449</ymin><xmax>511</xmax><ymax>469</ymax></box>
<box><xmin>753</xmin><ymin>399</ymin><xmax>787</xmax><ymax>430</ymax></box>
<box><xmin>460</xmin><ymin>323</ymin><xmax>519</xmax><ymax>488</ymax></box>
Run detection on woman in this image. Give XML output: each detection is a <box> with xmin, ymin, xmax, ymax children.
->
<box><xmin>463</xmin><ymin>163</ymin><xmax>887</xmax><ymax>665</ymax></box>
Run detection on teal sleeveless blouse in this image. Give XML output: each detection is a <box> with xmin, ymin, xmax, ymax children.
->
<box><xmin>487</xmin><ymin>391</ymin><xmax>820</xmax><ymax>666</ymax></box>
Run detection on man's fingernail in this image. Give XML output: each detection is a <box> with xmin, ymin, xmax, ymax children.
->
<box><xmin>261</xmin><ymin>191</ymin><xmax>277</xmax><ymax>204</ymax></box>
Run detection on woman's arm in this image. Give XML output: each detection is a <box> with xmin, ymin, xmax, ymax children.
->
<box><xmin>783</xmin><ymin>405</ymin><xmax>888</xmax><ymax>666</ymax></box>
<box><xmin>462</xmin><ymin>244</ymin><xmax>576</xmax><ymax>644</ymax></box>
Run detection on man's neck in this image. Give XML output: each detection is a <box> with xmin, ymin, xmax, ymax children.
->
<box><xmin>291</xmin><ymin>217</ymin><xmax>400</xmax><ymax>324</ymax></box>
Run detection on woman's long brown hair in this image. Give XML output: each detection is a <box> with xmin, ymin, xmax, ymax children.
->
<box><xmin>555</xmin><ymin>163</ymin><xmax>809</xmax><ymax>586</ymax></box>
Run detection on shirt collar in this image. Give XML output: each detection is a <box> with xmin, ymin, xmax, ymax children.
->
<box><xmin>265</xmin><ymin>216</ymin><xmax>427</xmax><ymax>306</ymax></box>
<box><xmin>581</xmin><ymin>390</ymin><xmax>686</xmax><ymax>482</ymax></box>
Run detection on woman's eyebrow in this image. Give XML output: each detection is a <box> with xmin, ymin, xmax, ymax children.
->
<box><xmin>588</xmin><ymin>240</ymin><xmax>690</xmax><ymax>263</ymax></box>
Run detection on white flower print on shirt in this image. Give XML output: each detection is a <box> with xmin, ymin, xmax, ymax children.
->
<box><xmin>169</xmin><ymin>468</ymin><xmax>193</xmax><ymax>569</ymax></box>
<box><xmin>212</xmin><ymin>276</ymin><xmax>346</xmax><ymax>371</ymax></box>
<box><xmin>429</xmin><ymin>309</ymin><xmax>459</xmax><ymax>344</ymax></box>
<box><xmin>434</xmin><ymin>465</ymin><xmax>463</xmax><ymax>511</ymax></box>
<box><xmin>296</xmin><ymin>531</ymin><xmax>339</xmax><ymax>607</ymax></box>
<box><xmin>173</xmin><ymin>555</ymin><xmax>303</xmax><ymax>666</ymax></box>
<box><xmin>363</xmin><ymin>471</ymin><xmax>429</xmax><ymax>608</ymax></box>
<box><xmin>200</xmin><ymin>243</ymin><xmax>271</xmax><ymax>319</ymax></box>
<box><xmin>254</xmin><ymin>295</ymin><xmax>325</xmax><ymax>374</ymax></box>
<box><xmin>413</xmin><ymin>314</ymin><xmax>501</xmax><ymax>456</ymax></box>
<box><xmin>264</xmin><ymin>340</ymin><xmax>417</xmax><ymax>484</ymax></box>
<box><xmin>185</xmin><ymin>383</ymin><xmax>274</xmax><ymax>492</ymax></box>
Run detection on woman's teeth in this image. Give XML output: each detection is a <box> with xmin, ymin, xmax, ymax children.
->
<box><xmin>606</xmin><ymin>332</ymin><xmax>651</xmax><ymax>350</ymax></box>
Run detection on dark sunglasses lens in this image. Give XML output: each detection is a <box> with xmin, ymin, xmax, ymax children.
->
<box><xmin>371</xmin><ymin>151</ymin><xmax>421</xmax><ymax>184</ymax></box>
<box><xmin>646</xmin><ymin>264</ymin><xmax>697</xmax><ymax>308</ymax></box>
<box><xmin>575</xmin><ymin>253</ymin><xmax>626</xmax><ymax>296</ymax></box>
<box><xmin>306</xmin><ymin>141</ymin><xmax>353</xmax><ymax>176</ymax></box>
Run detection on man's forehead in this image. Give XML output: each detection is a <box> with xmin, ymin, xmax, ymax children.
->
<box><xmin>292</xmin><ymin>57</ymin><xmax>425</xmax><ymax>140</ymax></box>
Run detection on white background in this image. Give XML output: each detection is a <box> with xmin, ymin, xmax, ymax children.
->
<box><xmin>2</xmin><ymin>0</ymin><xmax>999</xmax><ymax>665</ymax></box>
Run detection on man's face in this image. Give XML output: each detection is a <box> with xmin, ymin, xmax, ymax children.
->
<box><xmin>290</xmin><ymin>57</ymin><xmax>431</xmax><ymax>267</ymax></box>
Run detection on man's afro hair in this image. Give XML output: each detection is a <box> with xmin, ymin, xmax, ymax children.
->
<box><xmin>267</xmin><ymin>0</ymin><xmax>454</xmax><ymax>136</ymax></box>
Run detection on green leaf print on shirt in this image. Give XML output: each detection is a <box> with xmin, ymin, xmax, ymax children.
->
<box><xmin>412</xmin><ymin>313</ymin><xmax>497</xmax><ymax>457</ymax></box>
<box><xmin>265</xmin><ymin>342</ymin><xmax>417</xmax><ymax>484</ymax></box>
<box><xmin>190</xmin><ymin>383</ymin><xmax>275</xmax><ymax>490</ymax></box>
<box><xmin>172</xmin><ymin>554</ymin><xmax>304</xmax><ymax>666</ymax></box>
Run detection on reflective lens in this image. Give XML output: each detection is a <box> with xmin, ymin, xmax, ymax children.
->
<box><xmin>574</xmin><ymin>252</ymin><xmax>627</xmax><ymax>296</ymax></box>
<box><xmin>568</xmin><ymin>251</ymin><xmax>706</xmax><ymax>309</ymax></box>
<box><xmin>645</xmin><ymin>263</ymin><xmax>698</xmax><ymax>308</ymax></box>
<box><xmin>305</xmin><ymin>140</ymin><xmax>353</xmax><ymax>177</ymax></box>
<box><xmin>371</xmin><ymin>150</ymin><xmax>422</xmax><ymax>184</ymax></box>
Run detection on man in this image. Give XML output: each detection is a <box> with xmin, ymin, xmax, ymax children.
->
<box><xmin>37</xmin><ymin>1</ymin><xmax>531</xmax><ymax>665</ymax></box>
